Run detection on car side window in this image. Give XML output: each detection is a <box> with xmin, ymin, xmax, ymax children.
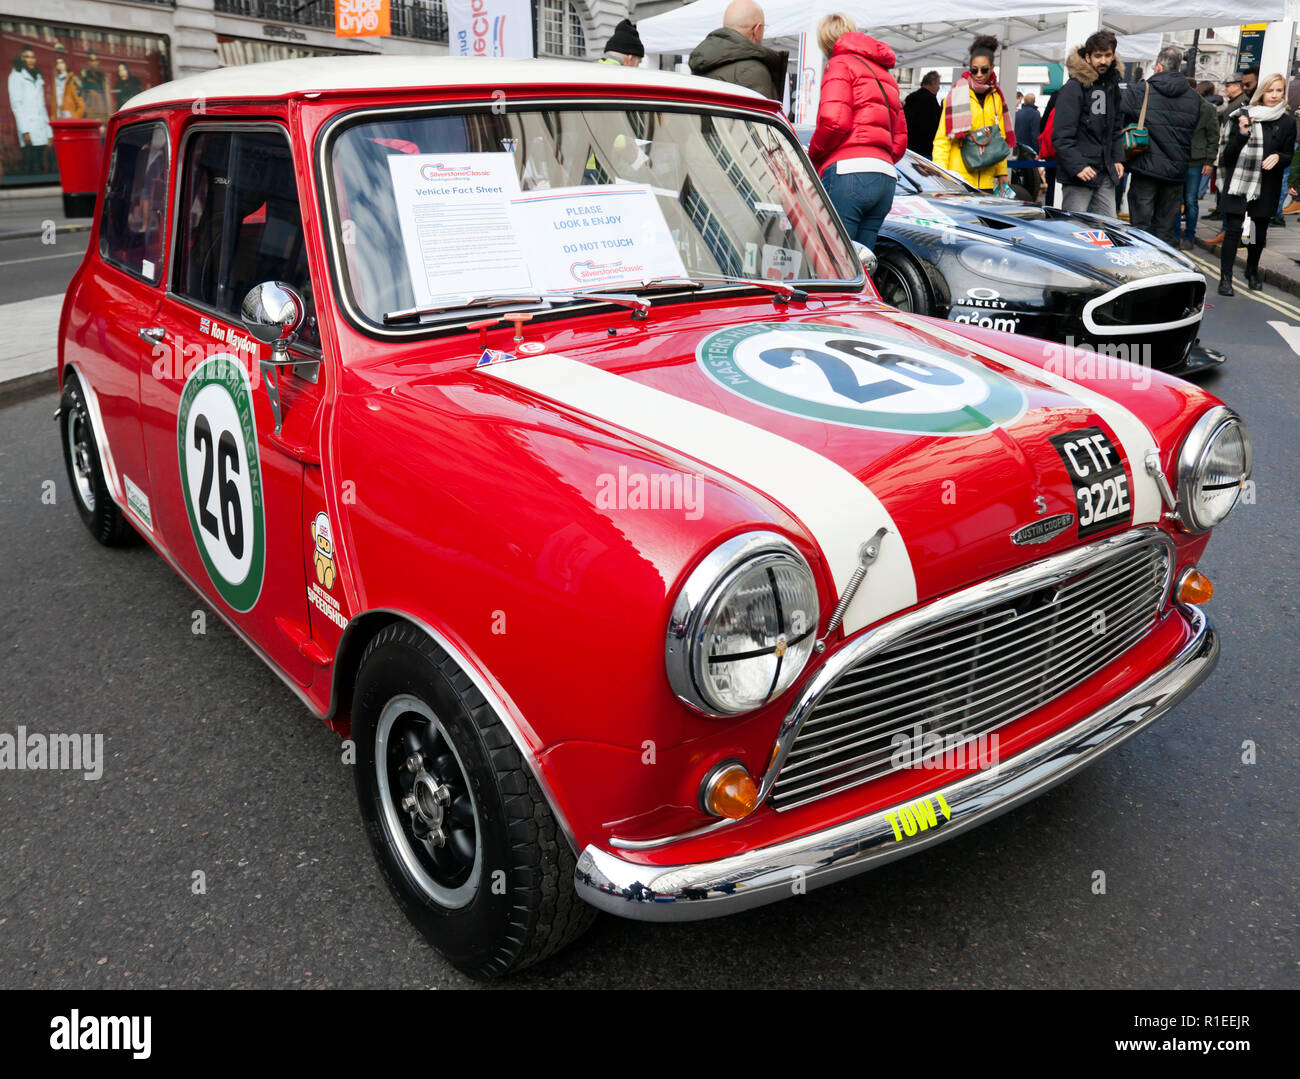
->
<box><xmin>173</xmin><ymin>127</ymin><xmax>319</xmax><ymax>348</ymax></box>
<box><xmin>100</xmin><ymin>122</ymin><xmax>169</xmax><ymax>283</ymax></box>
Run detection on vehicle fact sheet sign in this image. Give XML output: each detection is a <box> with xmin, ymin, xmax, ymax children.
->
<box><xmin>387</xmin><ymin>152</ymin><xmax>531</xmax><ymax>307</ymax></box>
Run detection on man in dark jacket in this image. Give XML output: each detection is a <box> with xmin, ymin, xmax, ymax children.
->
<box><xmin>1014</xmin><ymin>92</ymin><xmax>1041</xmax><ymax>152</ymax></box>
<box><xmin>1121</xmin><ymin>45</ymin><xmax>1201</xmax><ymax>245</ymax></box>
<box><xmin>689</xmin><ymin>0</ymin><xmax>788</xmax><ymax>100</ymax></box>
<box><xmin>903</xmin><ymin>71</ymin><xmax>942</xmax><ymax>158</ymax></box>
<box><xmin>1053</xmin><ymin>30</ymin><xmax>1125</xmax><ymax>216</ymax></box>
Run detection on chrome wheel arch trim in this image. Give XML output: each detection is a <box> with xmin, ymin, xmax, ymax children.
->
<box><xmin>61</xmin><ymin>362</ymin><xmax>125</xmax><ymax>507</ymax></box>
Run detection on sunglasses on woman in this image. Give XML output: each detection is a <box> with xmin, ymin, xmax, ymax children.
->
<box><xmin>971</xmin><ymin>64</ymin><xmax>992</xmax><ymax>75</ymax></box>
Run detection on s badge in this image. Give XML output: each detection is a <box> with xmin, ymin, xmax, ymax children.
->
<box><xmin>1049</xmin><ymin>427</ymin><xmax>1132</xmax><ymax>538</ymax></box>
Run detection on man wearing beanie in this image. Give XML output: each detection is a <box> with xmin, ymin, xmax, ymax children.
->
<box><xmin>601</xmin><ymin>19</ymin><xmax>644</xmax><ymax>66</ymax></box>
<box><xmin>689</xmin><ymin>0</ymin><xmax>788</xmax><ymax>99</ymax></box>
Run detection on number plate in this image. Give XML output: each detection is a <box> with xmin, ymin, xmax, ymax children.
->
<box><xmin>1049</xmin><ymin>427</ymin><xmax>1132</xmax><ymax>538</ymax></box>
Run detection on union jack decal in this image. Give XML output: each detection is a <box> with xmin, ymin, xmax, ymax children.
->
<box><xmin>1073</xmin><ymin>229</ymin><xmax>1114</xmax><ymax>247</ymax></box>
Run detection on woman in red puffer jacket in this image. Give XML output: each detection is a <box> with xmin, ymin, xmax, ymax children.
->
<box><xmin>808</xmin><ymin>13</ymin><xmax>908</xmax><ymax>251</ymax></box>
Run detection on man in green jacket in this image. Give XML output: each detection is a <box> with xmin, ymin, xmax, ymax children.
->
<box><xmin>688</xmin><ymin>0</ymin><xmax>788</xmax><ymax>100</ymax></box>
<box><xmin>1181</xmin><ymin>85</ymin><xmax>1220</xmax><ymax>249</ymax></box>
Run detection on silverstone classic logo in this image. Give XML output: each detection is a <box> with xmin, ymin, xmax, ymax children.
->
<box><xmin>696</xmin><ymin>323</ymin><xmax>1025</xmax><ymax>435</ymax></box>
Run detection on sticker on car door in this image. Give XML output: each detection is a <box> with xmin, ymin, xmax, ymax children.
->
<box><xmin>176</xmin><ymin>355</ymin><xmax>266</xmax><ymax>612</ymax></box>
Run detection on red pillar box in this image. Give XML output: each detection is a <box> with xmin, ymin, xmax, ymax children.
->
<box><xmin>50</xmin><ymin>119</ymin><xmax>106</xmax><ymax>219</ymax></box>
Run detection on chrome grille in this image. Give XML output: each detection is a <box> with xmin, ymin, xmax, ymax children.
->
<box><xmin>769</xmin><ymin>539</ymin><xmax>1170</xmax><ymax>810</ymax></box>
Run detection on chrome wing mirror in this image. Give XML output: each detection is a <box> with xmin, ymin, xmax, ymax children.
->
<box><xmin>853</xmin><ymin>242</ymin><xmax>878</xmax><ymax>277</ymax></box>
<box><xmin>242</xmin><ymin>281</ymin><xmax>307</xmax><ymax>435</ymax></box>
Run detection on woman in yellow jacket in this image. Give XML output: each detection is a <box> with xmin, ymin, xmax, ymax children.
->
<box><xmin>932</xmin><ymin>34</ymin><xmax>1015</xmax><ymax>192</ymax></box>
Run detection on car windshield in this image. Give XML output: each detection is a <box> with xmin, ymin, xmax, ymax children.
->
<box><xmin>325</xmin><ymin>106</ymin><xmax>861</xmax><ymax>328</ymax></box>
<box><xmin>897</xmin><ymin>153</ymin><xmax>976</xmax><ymax>195</ymax></box>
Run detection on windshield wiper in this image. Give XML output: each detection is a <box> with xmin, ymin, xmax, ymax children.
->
<box><xmin>689</xmin><ymin>273</ymin><xmax>810</xmax><ymax>303</ymax></box>
<box><xmin>554</xmin><ymin>291</ymin><xmax>652</xmax><ymax>319</ymax></box>
<box><xmin>383</xmin><ymin>293</ymin><xmax>546</xmax><ymax>325</ymax></box>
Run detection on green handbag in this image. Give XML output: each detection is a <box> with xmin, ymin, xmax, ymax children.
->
<box><xmin>961</xmin><ymin>124</ymin><xmax>1010</xmax><ymax>171</ymax></box>
<box><xmin>1121</xmin><ymin>82</ymin><xmax>1151</xmax><ymax>159</ymax></box>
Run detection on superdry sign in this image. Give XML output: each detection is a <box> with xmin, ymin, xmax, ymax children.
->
<box><xmin>448</xmin><ymin>0</ymin><xmax>534</xmax><ymax>58</ymax></box>
<box><xmin>335</xmin><ymin>0</ymin><xmax>389</xmax><ymax>37</ymax></box>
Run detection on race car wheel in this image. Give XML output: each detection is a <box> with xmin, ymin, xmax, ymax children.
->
<box><xmin>874</xmin><ymin>250</ymin><xmax>934</xmax><ymax>316</ymax></box>
<box><xmin>59</xmin><ymin>375</ymin><xmax>133</xmax><ymax>547</ymax></box>
<box><xmin>353</xmin><ymin>622</ymin><xmax>595</xmax><ymax>979</ymax></box>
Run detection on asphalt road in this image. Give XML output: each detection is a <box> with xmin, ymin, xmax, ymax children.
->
<box><xmin>0</xmin><ymin>285</ymin><xmax>1296</xmax><ymax>990</ymax></box>
<box><xmin>0</xmin><ymin>195</ymin><xmax>89</xmax><ymax>305</ymax></box>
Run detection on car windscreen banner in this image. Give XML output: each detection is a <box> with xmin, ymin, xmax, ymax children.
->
<box><xmin>448</xmin><ymin>0</ymin><xmax>535</xmax><ymax>59</ymax></box>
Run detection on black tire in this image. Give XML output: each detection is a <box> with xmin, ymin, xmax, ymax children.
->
<box><xmin>353</xmin><ymin>622</ymin><xmax>595</xmax><ymax>979</ymax></box>
<box><xmin>873</xmin><ymin>249</ymin><xmax>934</xmax><ymax>315</ymax></box>
<box><xmin>59</xmin><ymin>374</ymin><xmax>133</xmax><ymax>546</ymax></box>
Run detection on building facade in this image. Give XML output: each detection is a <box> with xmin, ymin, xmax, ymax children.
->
<box><xmin>1</xmin><ymin>0</ymin><xmax>631</xmax><ymax>184</ymax></box>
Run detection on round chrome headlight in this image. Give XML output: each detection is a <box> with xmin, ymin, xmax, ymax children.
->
<box><xmin>666</xmin><ymin>532</ymin><xmax>820</xmax><ymax>716</ymax></box>
<box><xmin>1176</xmin><ymin>406</ymin><xmax>1252</xmax><ymax>533</ymax></box>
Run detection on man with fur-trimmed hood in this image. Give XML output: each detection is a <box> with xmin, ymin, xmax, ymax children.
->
<box><xmin>1053</xmin><ymin>29</ymin><xmax>1125</xmax><ymax>215</ymax></box>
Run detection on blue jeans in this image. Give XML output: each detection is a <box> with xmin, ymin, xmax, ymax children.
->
<box><xmin>1182</xmin><ymin>166</ymin><xmax>1202</xmax><ymax>240</ymax></box>
<box><xmin>822</xmin><ymin>165</ymin><xmax>896</xmax><ymax>252</ymax></box>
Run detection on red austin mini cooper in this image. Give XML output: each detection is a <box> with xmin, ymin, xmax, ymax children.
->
<box><xmin>58</xmin><ymin>58</ymin><xmax>1251</xmax><ymax>979</ymax></box>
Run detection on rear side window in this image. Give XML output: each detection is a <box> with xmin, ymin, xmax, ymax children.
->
<box><xmin>100</xmin><ymin>123</ymin><xmax>169</xmax><ymax>282</ymax></box>
<box><xmin>173</xmin><ymin>127</ymin><xmax>319</xmax><ymax>348</ymax></box>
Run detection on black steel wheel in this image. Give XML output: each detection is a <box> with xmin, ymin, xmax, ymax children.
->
<box><xmin>873</xmin><ymin>249</ymin><xmax>934</xmax><ymax>316</ymax></box>
<box><xmin>353</xmin><ymin>623</ymin><xmax>595</xmax><ymax>979</ymax></box>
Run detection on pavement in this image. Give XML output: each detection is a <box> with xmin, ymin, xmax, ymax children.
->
<box><xmin>0</xmin><ymin>187</ymin><xmax>85</xmax><ymax>403</ymax></box>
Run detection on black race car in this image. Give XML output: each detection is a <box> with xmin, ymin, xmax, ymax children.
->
<box><xmin>796</xmin><ymin>137</ymin><xmax>1221</xmax><ymax>377</ymax></box>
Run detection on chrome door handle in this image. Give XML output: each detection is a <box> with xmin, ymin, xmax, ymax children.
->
<box><xmin>138</xmin><ymin>327</ymin><xmax>165</xmax><ymax>343</ymax></box>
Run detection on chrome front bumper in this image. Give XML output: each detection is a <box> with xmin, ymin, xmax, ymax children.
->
<box><xmin>575</xmin><ymin>605</ymin><xmax>1217</xmax><ymax>922</ymax></box>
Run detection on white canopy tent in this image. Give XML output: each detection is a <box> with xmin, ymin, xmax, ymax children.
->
<box><xmin>640</xmin><ymin>1</ymin><xmax>1285</xmax><ymax>120</ymax></box>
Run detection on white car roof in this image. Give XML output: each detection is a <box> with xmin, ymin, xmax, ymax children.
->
<box><xmin>123</xmin><ymin>56</ymin><xmax>767</xmax><ymax>112</ymax></box>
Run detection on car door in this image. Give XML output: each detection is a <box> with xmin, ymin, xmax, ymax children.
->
<box><xmin>70</xmin><ymin>120</ymin><xmax>170</xmax><ymax>530</ymax></box>
<box><xmin>138</xmin><ymin>122</ymin><xmax>326</xmax><ymax>688</ymax></box>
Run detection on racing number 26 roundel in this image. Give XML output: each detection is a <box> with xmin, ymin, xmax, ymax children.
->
<box><xmin>177</xmin><ymin>356</ymin><xmax>266</xmax><ymax>612</ymax></box>
<box><xmin>697</xmin><ymin>323</ymin><xmax>1025</xmax><ymax>435</ymax></box>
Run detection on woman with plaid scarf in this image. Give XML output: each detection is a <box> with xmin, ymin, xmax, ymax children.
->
<box><xmin>1216</xmin><ymin>73</ymin><xmax>1293</xmax><ymax>295</ymax></box>
<box><xmin>932</xmin><ymin>34</ymin><xmax>1015</xmax><ymax>194</ymax></box>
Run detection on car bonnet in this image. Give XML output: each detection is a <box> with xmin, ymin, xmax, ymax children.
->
<box><xmin>477</xmin><ymin>303</ymin><xmax>1169</xmax><ymax>636</ymax></box>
